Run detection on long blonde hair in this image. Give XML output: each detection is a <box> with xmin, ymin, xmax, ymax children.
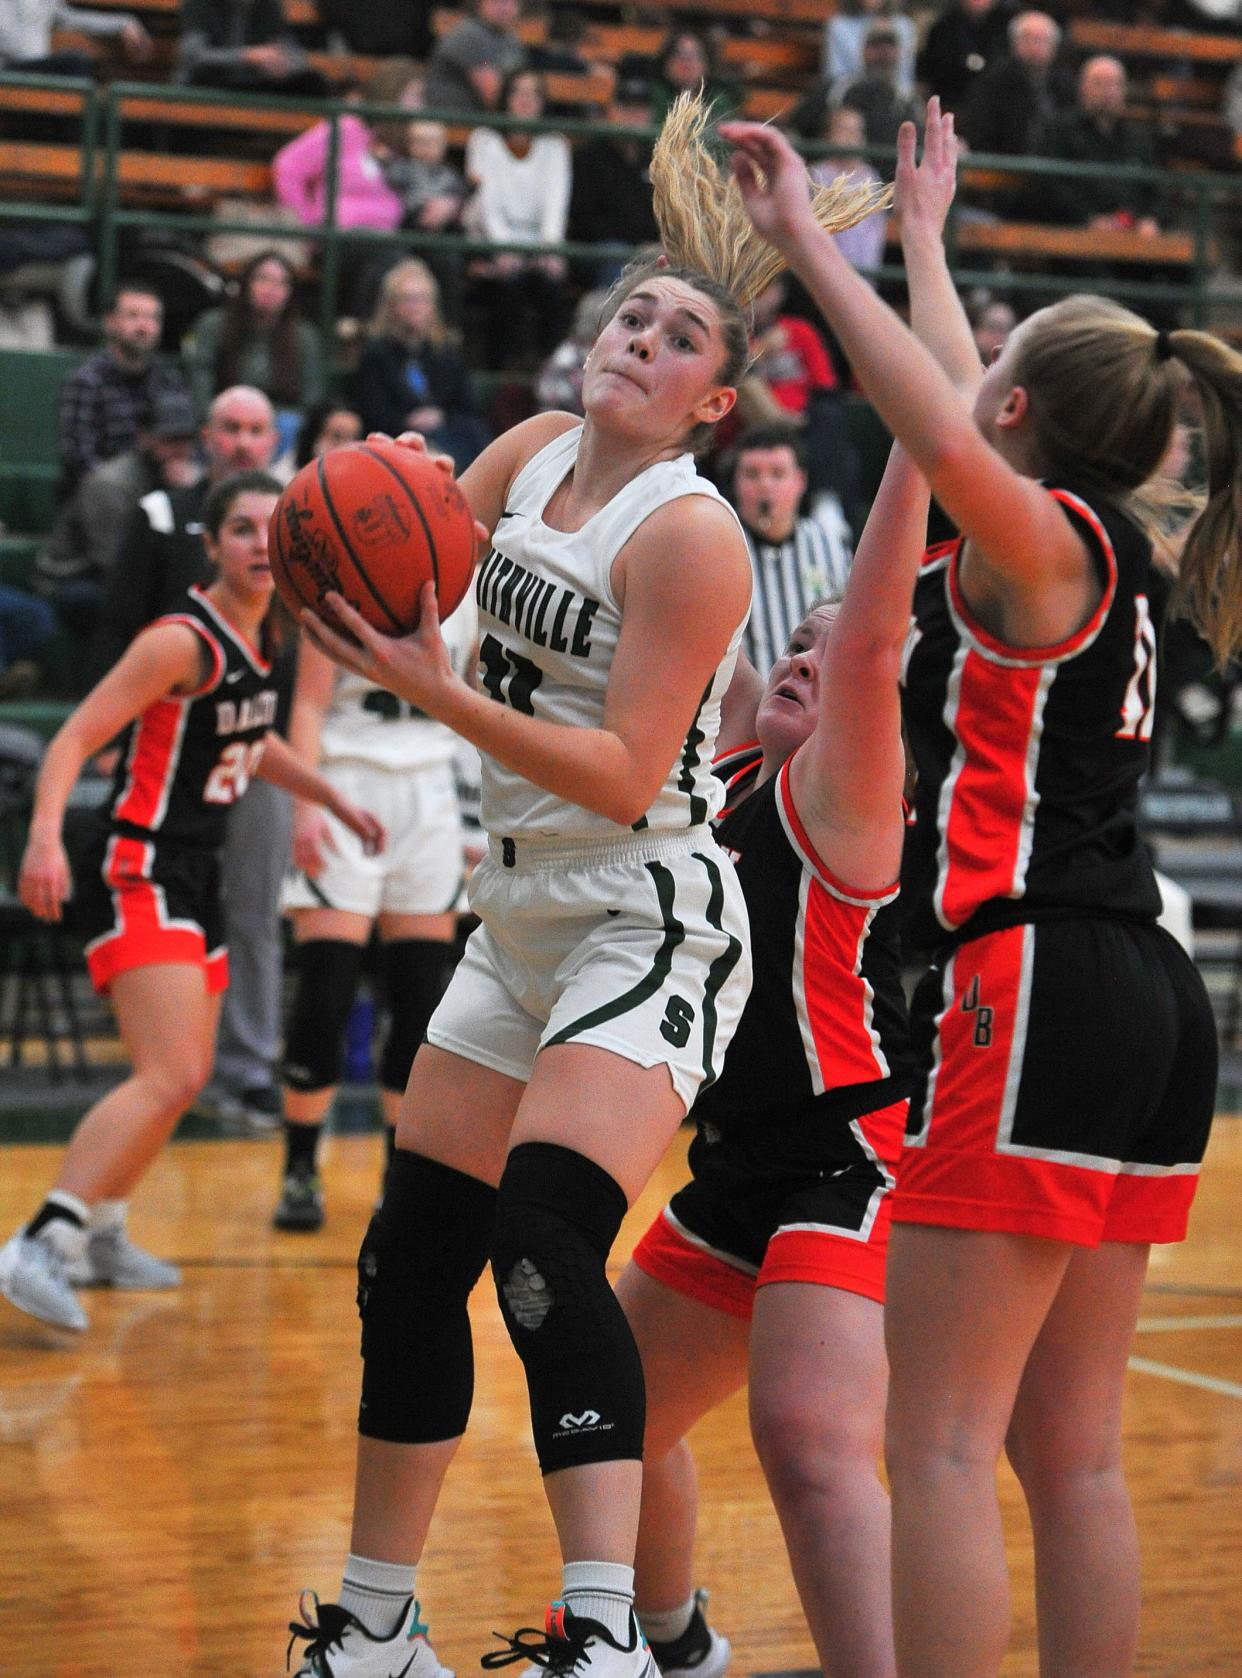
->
<box><xmin>370</xmin><ymin>257</ymin><xmax>451</xmax><ymax>349</ymax></box>
<box><xmin>598</xmin><ymin>94</ymin><xmax>890</xmax><ymax>448</ymax></box>
<box><xmin>1011</xmin><ymin>295</ymin><xmax>1242</xmax><ymax>665</ymax></box>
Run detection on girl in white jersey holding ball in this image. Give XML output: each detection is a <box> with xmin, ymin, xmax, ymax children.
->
<box><xmin>285</xmin><ymin>95</ymin><xmax>886</xmax><ymax>1678</ymax></box>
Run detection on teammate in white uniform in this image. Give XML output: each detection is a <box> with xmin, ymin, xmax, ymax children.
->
<box><xmin>282</xmin><ymin>94</ymin><xmax>886</xmax><ymax>1678</ymax></box>
<box><xmin>273</xmin><ymin>593</ymin><xmax>478</xmax><ymax>1230</ymax></box>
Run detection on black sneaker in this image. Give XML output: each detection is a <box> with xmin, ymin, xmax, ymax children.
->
<box><xmin>273</xmin><ymin>1169</ymin><xmax>324</xmax><ymax>1232</ymax></box>
<box><xmin>645</xmin><ymin>1594</ymin><xmax>730</xmax><ymax>1678</ymax></box>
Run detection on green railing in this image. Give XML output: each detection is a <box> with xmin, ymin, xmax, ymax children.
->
<box><xmin>1</xmin><ymin>73</ymin><xmax>1238</xmax><ymax>341</ymax></box>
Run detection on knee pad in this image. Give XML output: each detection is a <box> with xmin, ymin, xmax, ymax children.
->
<box><xmin>377</xmin><ymin>939</ymin><xmax>453</xmax><ymax>1093</ymax></box>
<box><xmin>284</xmin><ymin>940</ymin><xmax>366</xmax><ymax>1092</ymax></box>
<box><xmin>358</xmin><ymin>1150</ymin><xmax>497</xmax><ymax>1442</ymax></box>
<box><xmin>491</xmin><ymin>1142</ymin><xmax>645</xmax><ymax>1474</ymax></box>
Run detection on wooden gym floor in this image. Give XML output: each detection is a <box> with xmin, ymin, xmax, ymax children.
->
<box><xmin>0</xmin><ymin>1116</ymin><xmax>1239</xmax><ymax>1678</ymax></box>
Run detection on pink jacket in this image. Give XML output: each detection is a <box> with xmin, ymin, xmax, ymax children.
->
<box><xmin>272</xmin><ymin>113</ymin><xmax>402</xmax><ymax>231</ymax></box>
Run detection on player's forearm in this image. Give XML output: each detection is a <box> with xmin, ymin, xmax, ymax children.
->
<box><xmin>780</xmin><ymin>227</ymin><xmax>976</xmax><ymax>491</ymax></box>
<box><xmin>902</xmin><ymin>226</ymin><xmax>982</xmax><ymax>395</ymax></box>
<box><xmin>438</xmin><ymin>679</ymin><xmax>657</xmax><ymax>828</ymax></box>
<box><xmin>254</xmin><ymin>732</ymin><xmax>342</xmax><ymax>810</ymax></box>
<box><xmin>28</xmin><ymin>726</ymin><xmax>94</xmax><ymax>842</ymax></box>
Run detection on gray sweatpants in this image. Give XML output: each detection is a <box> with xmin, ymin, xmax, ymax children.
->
<box><xmin>213</xmin><ymin>775</ymin><xmax>293</xmax><ymax>1096</ymax></box>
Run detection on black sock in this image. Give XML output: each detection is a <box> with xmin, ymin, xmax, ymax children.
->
<box><xmin>284</xmin><ymin>1121</ymin><xmax>322</xmax><ymax>1175</ymax></box>
<box><xmin>27</xmin><ymin>1193</ymin><xmax>88</xmax><ymax>1240</ymax></box>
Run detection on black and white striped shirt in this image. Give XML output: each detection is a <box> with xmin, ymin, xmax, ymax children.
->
<box><xmin>741</xmin><ymin>514</ymin><xmax>853</xmax><ymax>674</ymax></box>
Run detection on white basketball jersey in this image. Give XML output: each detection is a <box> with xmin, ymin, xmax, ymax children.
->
<box><xmin>318</xmin><ymin>589</ymin><xmax>479</xmax><ymax>773</ymax></box>
<box><xmin>476</xmin><ymin>424</ymin><xmax>747</xmax><ymax>838</ymax></box>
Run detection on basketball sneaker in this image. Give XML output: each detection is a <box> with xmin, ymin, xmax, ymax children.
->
<box><xmin>66</xmin><ymin>1220</ymin><xmax>181</xmax><ymax>1290</ymax></box>
<box><xmin>287</xmin><ymin>1592</ymin><xmax>455</xmax><ymax>1678</ymax></box>
<box><xmin>0</xmin><ymin>1228</ymin><xmax>88</xmax><ymax>1332</ymax></box>
<box><xmin>482</xmin><ymin>1602</ymin><xmax>658</xmax><ymax>1678</ymax></box>
<box><xmin>645</xmin><ymin>1593</ymin><xmax>730</xmax><ymax>1678</ymax></box>
<box><xmin>274</xmin><ymin>1168</ymin><xmax>325</xmax><ymax>1232</ymax></box>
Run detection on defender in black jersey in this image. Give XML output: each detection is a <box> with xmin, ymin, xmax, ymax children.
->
<box><xmin>723</xmin><ymin>101</ymin><xmax>1242</xmax><ymax>1678</ymax></box>
<box><xmin>1</xmin><ymin>475</ymin><xmax>382</xmax><ymax>1337</ymax></box>
<box><xmin>617</xmin><ymin>410</ymin><xmax>935</xmax><ymax>1678</ymax></box>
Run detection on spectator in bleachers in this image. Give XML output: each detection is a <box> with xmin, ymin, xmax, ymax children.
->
<box><xmin>727</xmin><ymin>423</ymin><xmax>853</xmax><ymax>676</ymax></box>
<box><xmin>464</xmin><ymin>67</ymin><xmax>572</xmax><ymax>368</ymax></box>
<box><xmin>567</xmin><ymin>73</ymin><xmax>659</xmax><ymax>286</ymax></box>
<box><xmin>1035</xmin><ymin>55</ymin><xmax>1162</xmax><ymax>233</ymax></box>
<box><xmin>823</xmin><ymin>1</ymin><xmax>917</xmax><ymax>98</ymax></box>
<box><xmin>37</xmin><ymin>387</ymin><xmax>201</xmax><ymax>642</ymax></box>
<box><xmin>58</xmin><ymin>282</ymin><xmax>193</xmax><ymax>494</ymax></box>
<box><xmin>423</xmin><ymin>0</ymin><xmax>526</xmax><ymax>115</ymax></box>
<box><xmin>809</xmin><ymin>105</ymin><xmax>889</xmax><ymax>280</ymax></box>
<box><xmin>0</xmin><ymin>0</ymin><xmax>151</xmax><ymax>76</ymax></box>
<box><xmin>289</xmin><ymin>397</ymin><xmax>363</xmax><ymax>471</ymax></box>
<box><xmin>378</xmin><ymin>117</ymin><xmax>470</xmax><ymax>324</ymax></box>
<box><xmin>748</xmin><ymin>274</ymin><xmax>859</xmax><ymax>527</ymax></box>
<box><xmin>960</xmin><ymin>10</ymin><xmax>1073</xmax><ymax>159</ymax></box>
<box><xmin>533</xmin><ymin>286</ymin><xmax>607</xmax><ymax>416</ymax></box>
<box><xmin>809</xmin><ymin>20</ymin><xmax>923</xmax><ymax>152</ymax></box>
<box><xmin>177</xmin><ymin>0</ymin><xmax>328</xmax><ymax>98</ymax></box>
<box><xmin>647</xmin><ymin>29</ymin><xmax>740</xmax><ymax>128</ymax></box>
<box><xmin>0</xmin><ymin>584</ymin><xmax>54</xmax><ymax>698</ymax></box>
<box><xmin>351</xmin><ymin>258</ymin><xmax>489</xmax><ymax>468</ymax></box>
<box><xmin>967</xmin><ymin>290</ymin><xmax>1017</xmax><ymax>362</ymax></box>
<box><xmin>184</xmin><ymin>249</ymin><xmax>324</xmax><ymax>453</ymax></box>
<box><xmin>917</xmin><ymin>0</ymin><xmax>1015</xmax><ymax>115</ymax></box>
<box><xmin>90</xmin><ymin>385</ymin><xmax>279</xmax><ymax>680</ymax></box>
<box><xmin>317</xmin><ymin>0</ymin><xmax>435</xmax><ymax>61</ymax></box>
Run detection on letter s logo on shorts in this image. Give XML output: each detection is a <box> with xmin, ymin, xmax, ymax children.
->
<box><xmin>660</xmin><ymin>995</ymin><xmax>696</xmax><ymax>1048</ymax></box>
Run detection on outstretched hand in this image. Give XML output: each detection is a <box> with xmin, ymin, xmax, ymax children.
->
<box><xmin>895</xmin><ymin>97</ymin><xmax>959</xmax><ymax>243</ymax></box>
<box><xmin>302</xmin><ymin>582</ymin><xmax>460</xmax><ymax>725</ymax></box>
<box><xmin>717</xmin><ymin>120</ymin><xmax>820</xmax><ymax>255</ymax></box>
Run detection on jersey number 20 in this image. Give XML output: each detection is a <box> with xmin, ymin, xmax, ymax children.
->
<box><xmin>205</xmin><ymin>740</ymin><xmax>265</xmax><ymax>804</ymax></box>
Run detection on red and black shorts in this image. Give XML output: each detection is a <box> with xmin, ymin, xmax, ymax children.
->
<box><xmin>895</xmin><ymin>916</ymin><xmax>1218</xmax><ymax>1247</ymax></box>
<box><xmin>632</xmin><ymin>1090</ymin><xmax>907</xmax><ymax>1318</ymax></box>
<box><xmin>74</xmin><ymin>829</ymin><xmax>228</xmax><ymax>996</ymax></box>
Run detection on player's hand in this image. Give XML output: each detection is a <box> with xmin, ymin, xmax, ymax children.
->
<box><xmin>19</xmin><ymin>830</ymin><xmax>72</xmax><ymax>923</ymax></box>
<box><xmin>718</xmin><ymin>120</ymin><xmax>822</xmax><ymax>256</ymax></box>
<box><xmin>291</xmin><ymin>801</ymin><xmax>334</xmax><ymax>877</ymax></box>
<box><xmin>302</xmin><ymin>583</ymin><xmax>459</xmax><ymax>723</ymax></box>
<box><xmin>895</xmin><ymin>98</ymin><xmax>957</xmax><ymax>244</ymax></box>
<box><xmin>331</xmin><ymin>795</ymin><xmax>386</xmax><ymax>857</ymax></box>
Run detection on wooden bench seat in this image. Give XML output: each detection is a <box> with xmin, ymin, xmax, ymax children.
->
<box><xmin>1069</xmin><ymin>18</ymin><xmax>1242</xmax><ymax>66</ymax></box>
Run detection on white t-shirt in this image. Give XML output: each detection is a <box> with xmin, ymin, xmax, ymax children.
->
<box><xmin>464</xmin><ymin>128</ymin><xmax>571</xmax><ymax>246</ymax></box>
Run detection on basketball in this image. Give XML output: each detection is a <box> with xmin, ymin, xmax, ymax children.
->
<box><xmin>268</xmin><ymin>439</ymin><xmax>477</xmax><ymax>635</ymax></box>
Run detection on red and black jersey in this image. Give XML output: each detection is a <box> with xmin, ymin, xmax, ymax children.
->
<box><xmin>696</xmin><ymin>744</ymin><xmax>910</xmax><ymax>1131</ymax></box>
<box><xmin>901</xmin><ymin>485</ymin><xmax>1162</xmax><ymax>955</ymax></box>
<box><xmin>106</xmin><ymin>585</ymin><xmax>279</xmax><ymax>850</ymax></box>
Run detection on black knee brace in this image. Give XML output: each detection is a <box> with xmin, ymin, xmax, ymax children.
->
<box><xmin>491</xmin><ymin>1142</ymin><xmax>645</xmax><ymax>1475</ymax></box>
<box><xmin>284</xmin><ymin>939</ymin><xmax>366</xmax><ymax>1092</ymax></box>
<box><xmin>357</xmin><ymin>1150</ymin><xmax>497</xmax><ymax>1442</ymax></box>
<box><xmin>377</xmin><ymin>939</ymin><xmax>453</xmax><ymax>1093</ymax></box>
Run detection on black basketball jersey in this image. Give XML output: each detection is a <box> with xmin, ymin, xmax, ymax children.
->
<box><xmin>901</xmin><ymin>486</ymin><xmax>1163</xmax><ymax>954</ymax></box>
<box><xmin>695</xmin><ymin>745</ymin><xmax>910</xmax><ymax>1130</ymax></box>
<box><xmin>106</xmin><ymin>585</ymin><xmax>279</xmax><ymax>850</ymax></box>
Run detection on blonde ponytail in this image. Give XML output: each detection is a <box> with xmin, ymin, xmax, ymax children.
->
<box><xmin>649</xmin><ymin>93</ymin><xmax>891</xmax><ymax>308</ymax></box>
<box><xmin>1166</xmin><ymin>328</ymin><xmax>1242</xmax><ymax>667</ymax></box>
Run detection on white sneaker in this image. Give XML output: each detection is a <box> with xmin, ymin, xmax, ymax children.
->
<box><xmin>0</xmin><ymin>1230</ymin><xmax>88</xmax><ymax>1332</ymax></box>
<box><xmin>67</xmin><ymin>1223</ymin><xmax>181</xmax><ymax>1290</ymax></box>
<box><xmin>482</xmin><ymin>1603</ymin><xmax>658</xmax><ymax>1678</ymax></box>
<box><xmin>287</xmin><ymin>1592</ymin><xmax>455</xmax><ymax>1678</ymax></box>
<box><xmin>646</xmin><ymin>1592</ymin><xmax>730</xmax><ymax>1678</ymax></box>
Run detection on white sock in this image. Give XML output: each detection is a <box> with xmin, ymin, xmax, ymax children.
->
<box><xmin>89</xmin><ymin>1200</ymin><xmax>127</xmax><ymax>1233</ymax></box>
<box><xmin>26</xmin><ymin>1192</ymin><xmax>90</xmax><ymax>1261</ymax></box>
<box><xmin>638</xmin><ymin>1596</ymin><xmax>696</xmax><ymax>1646</ymax></box>
<box><xmin>562</xmin><ymin>1561</ymin><xmax>635</xmax><ymax>1642</ymax></box>
<box><xmin>339</xmin><ymin>1553</ymin><xmax>416</xmax><ymax>1638</ymax></box>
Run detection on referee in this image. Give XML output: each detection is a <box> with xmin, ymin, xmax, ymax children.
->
<box><xmin>728</xmin><ymin>423</ymin><xmax>853</xmax><ymax>673</ymax></box>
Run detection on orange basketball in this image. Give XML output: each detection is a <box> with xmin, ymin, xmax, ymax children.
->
<box><xmin>268</xmin><ymin>439</ymin><xmax>477</xmax><ymax>635</ymax></box>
